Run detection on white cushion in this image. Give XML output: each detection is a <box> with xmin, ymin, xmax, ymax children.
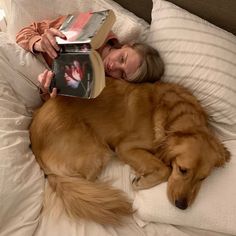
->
<box><xmin>0</xmin><ymin>63</ymin><xmax>44</xmax><ymax>236</ymax></box>
<box><xmin>6</xmin><ymin>0</ymin><xmax>149</xmax><ymax>44</ymax></box>
<box><xmin>0</xmin><ymin>33</ymin><xmax>46</xmax><ymax>109</ymax></box>
<box><xmin>146</xmin><ymin>0</ymin><xmax>236</xmax><ymax>140</ymax></box>
<box><xmin>133</xmin><ymin>140</ymin><xmax>236</xmax><ymax>235</ymax></box>
<box><xmin>133</xmin><ymin>0</ymin><xmax>236</xmax><ymax>234</ymax></box>
<box><xmin>91</xmin><ymin>0</ymin><xmax>150</xmax><ymax>43</ymax></box>
<box><xmin>0</xmin><ymin>32</ymin><xmax>45</xmax><ymax>236</ymax></box>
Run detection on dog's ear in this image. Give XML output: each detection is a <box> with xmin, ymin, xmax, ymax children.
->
<box><xmin>210</xmin><ymin>136</ymin><xmax>231</xmax><ymax>167</ymax></box>
<box><xmin>155</xmin><ymin>135</ymin><xmax>181</xmax><ymax>165</ymax></box>
<box><xmin>215</xmin><ymin>144</ymin><xmax>231</xmax><ymax>167</ymax></box>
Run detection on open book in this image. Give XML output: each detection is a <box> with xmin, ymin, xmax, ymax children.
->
<box><xmin>50</xmin><ymin>9</ymin><xmax>116</xmax><ymax>98</ymax></box>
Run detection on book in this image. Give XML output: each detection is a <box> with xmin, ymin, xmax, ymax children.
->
<box><xmin>50</xmin><ymin>9</ymin><xmax>116</xmax><ymax>98</ymax></box>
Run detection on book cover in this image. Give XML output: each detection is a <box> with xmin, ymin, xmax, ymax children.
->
<box><xmin>56</xmin><ymin>10</ymin><xmax>116</xmax><ymax>48</ymax></box>
<box><xmin>51</xmin><ymin>9</ymin><xmax>116</xmax><ymax>98</ymax></box>
<box><xmin>51</xmin><ymin>45</ymin><xmax>93</xmax><ymax>98</ymax></box>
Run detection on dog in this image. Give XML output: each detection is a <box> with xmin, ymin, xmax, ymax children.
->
<box><xmin>30</xmin><ymin>77</ymin><xmax>230</xmax><ymax>224</ymax></box>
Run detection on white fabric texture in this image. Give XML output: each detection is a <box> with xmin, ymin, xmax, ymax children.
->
<box><xmin>90</xmin><ymin>0</ymin><xmax>149</xmax><ymax>43</ymax></box>
<box><xmin>6</xmin><ymin>0</ymin><xmax>149</xmax><ymax>44</ymax></box>
<box><xmin>133</xmin><ymin>0</ymin><xmax>236</xmax><ymax>234</ymax></box>
<box><xmin>0</xmin><ymin>33</ymin><xmax>45</xmax><ymax>236</ymax></box>
<box><xmin>146</xmin><ymin>0</ymin><xmax>236</xmax><ymax>141</ymax></box>
<box><xmin>0</xmin><ymin>33</ymin><xmax>46</xmax><ymax>110</ymax></box>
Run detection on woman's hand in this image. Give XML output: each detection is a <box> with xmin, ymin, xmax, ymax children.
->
<box><xmin>33</xmin><ymin>28</ymin><xmax>66</xmax><ymax>59</ymax></box>
<box><xmin>38</xmin><ymin>69</ymin><xmax>57</xmax><ymax>101</ymax></box>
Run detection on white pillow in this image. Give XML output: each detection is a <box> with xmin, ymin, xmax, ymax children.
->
<box><xmin>0</xmin><ymin>33</ymin><xmax>46</xmax><ymax>109</ymax></box>
<box><xmin>133</xmin><ymin>0</ymin><xmax>236</xmax><ymax>234</ymax></box>
<box><xmin>0</xmin><ymin>32</ymin><xmax>47</xmax><ymax>235</ymax></box>
<box><xmin>0</xmin><ymin>65</ymin><xmax>44</xmax><ymax>236</ymax></box>
<box><xmin>91</xmin><ymin>0</ymin><xmax>149</xmax><ymax>43</ymax></box>
<box><xmin>146</xmin><ymin>0</ymin><xmax>236</xmax><ymax>140</ymax></box>
<box><xmin>133</xmin><ymin>140</ymin><xmax>236</xmax><ymax>235</ymax></box>
<box><xmin>6</xmin><ymin>0</ymin><xmax>149</xmax><ymax>44</ymax></box>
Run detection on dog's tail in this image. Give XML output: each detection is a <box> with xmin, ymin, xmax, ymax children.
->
<box><xmin>47</xmin><ymin>174</ymin><xmax>133</xmax><ymax>225</ymax></box>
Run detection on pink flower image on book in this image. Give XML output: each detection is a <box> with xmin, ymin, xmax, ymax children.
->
<box><xmin>64</xmin><ymin>60</ymin><xmax>84</xmax><ymax>88</ymax></box>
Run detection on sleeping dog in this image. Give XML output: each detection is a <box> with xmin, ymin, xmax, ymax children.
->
<box><xmin>30</xmin><ymin>77</ymin><xmax>230</xmax><ymax>225</ymax></box>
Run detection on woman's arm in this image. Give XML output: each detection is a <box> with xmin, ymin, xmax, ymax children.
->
<box><xmin>16</xmin><ymin>16</ymin><xmax>67</xmax><ymax>57</ymax></box>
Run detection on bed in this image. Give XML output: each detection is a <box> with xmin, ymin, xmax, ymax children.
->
<box><xmin>0</xmin><ymin>0</ymin><xmax>236</xmax><ymax>235</ymax></box>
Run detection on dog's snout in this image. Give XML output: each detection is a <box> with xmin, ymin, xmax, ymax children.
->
<box><xmin>175</xmin><ymin>198</ymin><xmax>188</xmax><ymax>210</ymax></box>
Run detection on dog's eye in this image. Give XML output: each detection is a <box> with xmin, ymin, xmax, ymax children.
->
<box><xmin>179</xmin><ymin>166</ymin><xmax>188</xmax><ymax>175</ymax></box>
<box><xmin>200</xmin><ymin>177</ymin><xmax>206</xmax><ymax>181</ymax></box>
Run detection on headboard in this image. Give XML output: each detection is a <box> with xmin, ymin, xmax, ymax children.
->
<box><xmin>112</xmin><ymin>0</ymin><xmax>153</xmax><ymax>23</ymax></box>
<box><xmin>113</xmin><ymin>0</ymin><xmax>236</xmax><ymax>35</ymax></box>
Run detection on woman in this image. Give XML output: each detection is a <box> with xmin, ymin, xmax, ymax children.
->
<box><xmin>16</xmin><ymin>14</ymin><xmax>164</xmax><ymax>99</ymax></box>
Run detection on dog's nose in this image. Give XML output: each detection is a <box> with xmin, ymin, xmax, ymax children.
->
<box><xmin>175</xmin><ymin>198</ymin><xmax>188</xmax><ymax>210</ymax></box>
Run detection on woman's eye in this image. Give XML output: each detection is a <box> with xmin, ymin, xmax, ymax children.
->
<box><xmin>179</xmin><ymin>166</ymin><xmax>188</xmax><ymax>175</ymax></box>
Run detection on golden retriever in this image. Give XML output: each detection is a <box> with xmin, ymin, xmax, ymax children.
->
<box><xmin>30</xmin><ymin>77</ymin><xmax>230</xmax><ymax>224</ymax></box>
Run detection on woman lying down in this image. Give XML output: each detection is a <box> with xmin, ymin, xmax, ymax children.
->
<box><xmin>16</xmin><ymin>14</ymin><xmax>165</xmax><ymax>99</ymax></box>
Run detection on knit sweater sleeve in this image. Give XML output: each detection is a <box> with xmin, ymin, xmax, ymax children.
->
<box><xmin>16</xmin><ymin>15</ymin><xmax>67</xmax><ymax>53</ymax></box>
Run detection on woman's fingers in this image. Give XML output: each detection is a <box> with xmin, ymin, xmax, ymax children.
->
<box><xmin>50</xmin><ymin>88</ymin><xmax>57</xmax><ymax>98</ymax></box>
<box><xmin>41</xmin><ymin>35</ymin><xmax>58</xmax><ymax>59</ymax></box>
<box><xmin>46</xmin><ymin>30</ymin><xmax>60</xmax><ymax>51</ymax></box>
<box><xmin>49</xmin><ymin>28</ymin><xmax>67</xmax><ymax>40</ymax></box>
<box><xmin>44</xmin><ymin>70</ymin><xmax>54</xmax><ymax>90</ymax></box>
<box><xmin>37</xmin><ymin>69</ymin><xmax>57</xmax><ymax>101</ymax></box>
<box><xmin>41</xmin><ymin>28</ymin><xmax>67</xmax><ymax>59</ymax></box>
<box><xmin>37</xmin><ymin>69</ymin><xmax>48</xmax><ymax>88</ymax></box>
<box><xmin>38</xmin><ymin>69</ymin><xmax>54</xmax><ymax>92</ymax></box>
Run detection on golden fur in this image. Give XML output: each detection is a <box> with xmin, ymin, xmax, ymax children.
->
<box><xmin>30</xmin><ymin>77</ymin><xmax>230</xmax><ymax>224</ymax></box>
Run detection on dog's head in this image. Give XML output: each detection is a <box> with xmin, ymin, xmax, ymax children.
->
<box><xmin>163</xmin><ymin>131</ymin><xmax>230</xmax><ymax>210</ymax></box>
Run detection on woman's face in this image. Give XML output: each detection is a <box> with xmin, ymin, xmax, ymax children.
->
<box><xmin>102</xmin><ymin>45</ymin><xmax>142</xmax><ymax>81</ymax></box>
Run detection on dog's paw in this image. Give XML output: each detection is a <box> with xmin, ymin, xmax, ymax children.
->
<box><xmin>132</xmin><ymin>168</ymin><xmax>170</xmax><ymax>190</ymax></box>
<box><xmin>132</xmin><ymin>172</ymin><xmax>163</xmax><ymax>190</ymax></box>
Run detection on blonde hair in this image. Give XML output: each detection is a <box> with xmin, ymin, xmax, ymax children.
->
<box><xmin>126</xmin><ymin>43</ymin><xmax>164</xmax><ymax>83</ymax></box>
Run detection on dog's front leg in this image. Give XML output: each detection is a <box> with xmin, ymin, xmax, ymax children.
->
<box><xmin>116</xmin><ymin>146</ymin><xmax>171</xmax><ymax>190</ymax></box>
